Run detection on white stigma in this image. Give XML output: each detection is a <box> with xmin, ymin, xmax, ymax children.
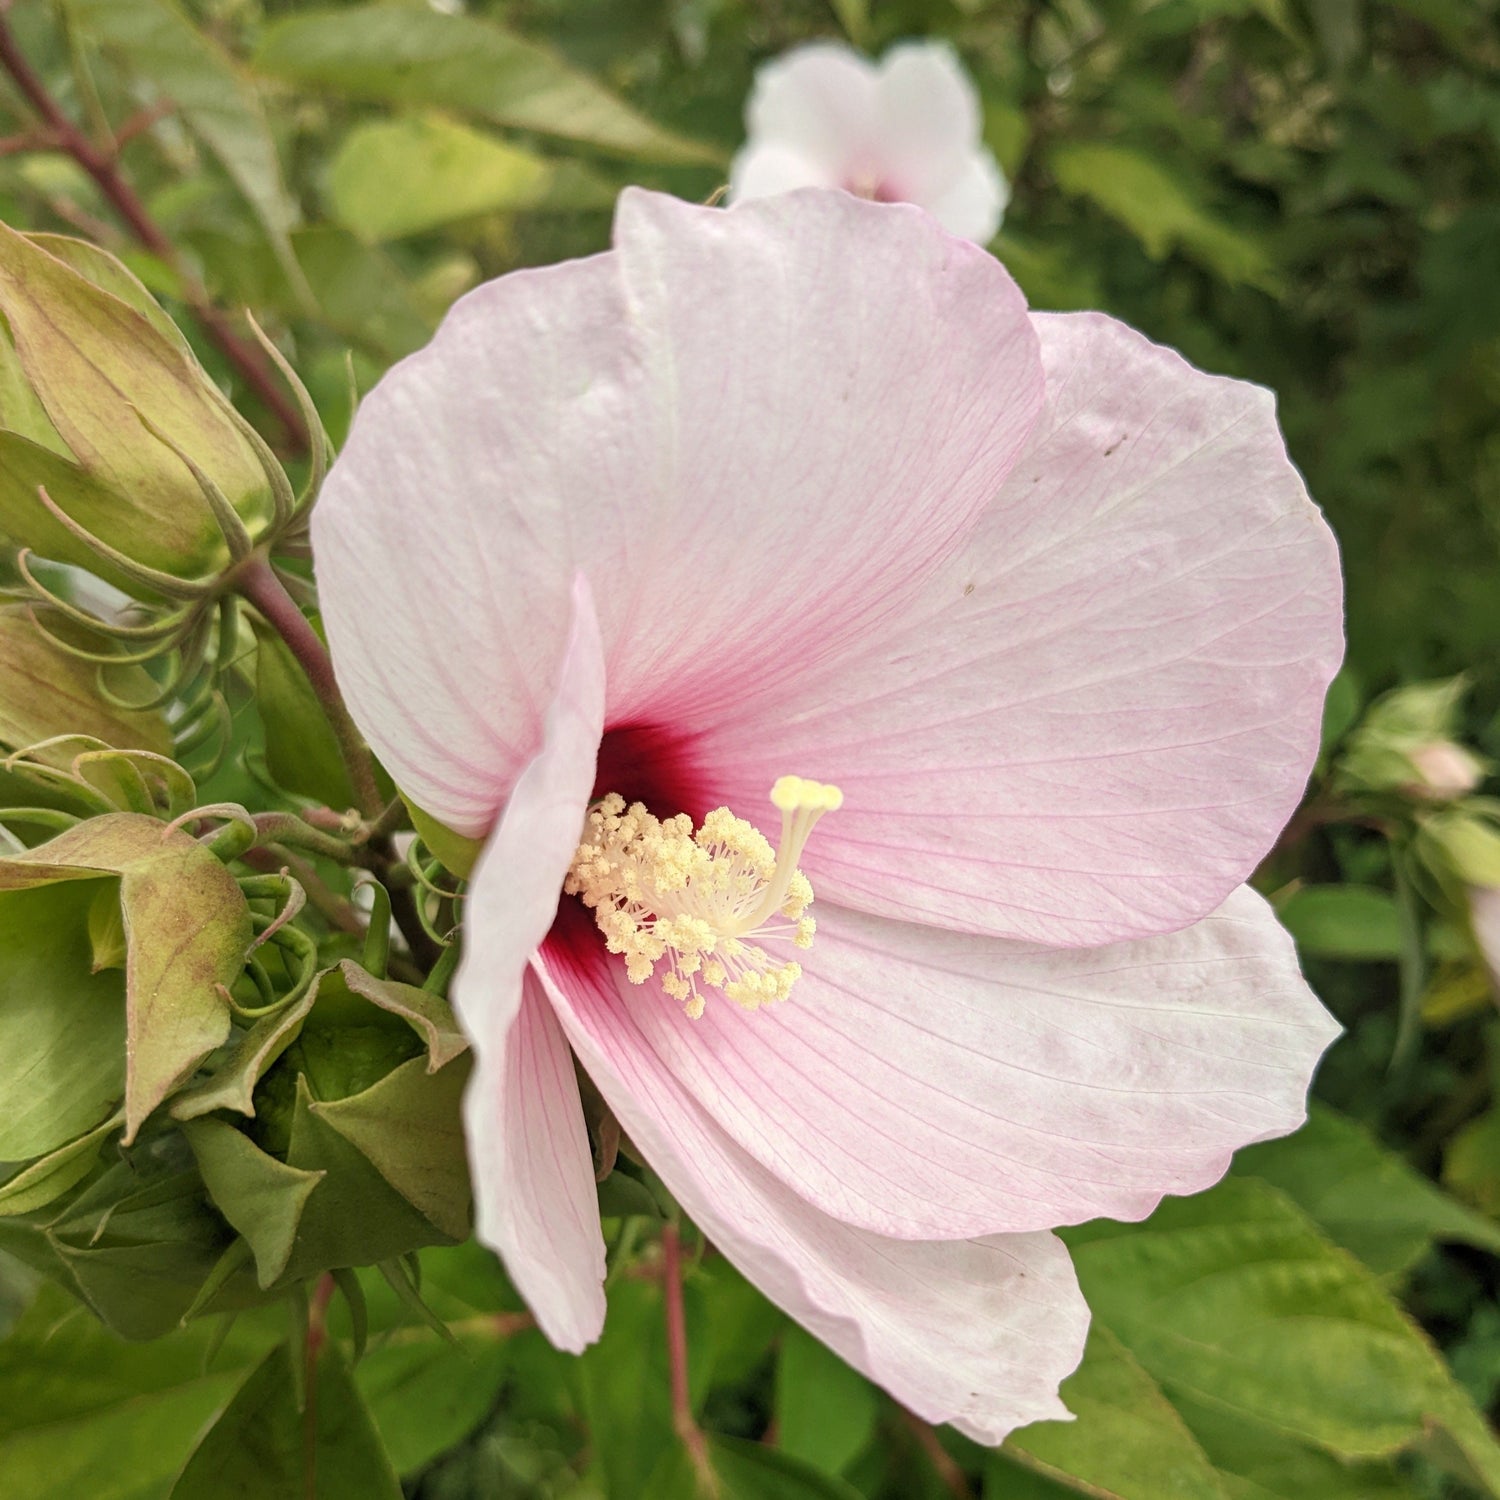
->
<box><xmin>563</xmin><ymin>776</ymin><xmax>842</xmax><ymax>1020</ymax></box>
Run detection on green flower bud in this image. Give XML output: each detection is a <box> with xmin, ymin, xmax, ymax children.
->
<box><xmin>1415</xmin><ymin>807</ymin><xmax>1500</xmax><ymax>891</ymax></box>
<box><xmin>0</xmin><ymin>227</ymin><xmax>287</xmax><ymax>594</ymax></box>
<box><xmin>1335</xmin><ymin>677</ymin><xmax>1489</xmax><ymax>800</ymax></box>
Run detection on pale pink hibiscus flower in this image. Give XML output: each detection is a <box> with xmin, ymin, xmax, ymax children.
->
<box><xmin>729</xmin><ymin>39</ymin><xmax>1009</xmax><ymax>244</ymax></box>
<box><xmin>312</xmin><ymin>188</ymin><xmax>1343</xmax><ymax>1441</ymax></box>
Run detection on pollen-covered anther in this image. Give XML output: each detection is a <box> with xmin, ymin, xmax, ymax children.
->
<box><xmin>564</xmin><ymin>779</ymin><xmax>841</xmax><ymax>1020</ymax></box>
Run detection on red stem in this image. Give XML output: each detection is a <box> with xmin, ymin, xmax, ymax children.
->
<box><xmin>235</xmin><ymin>555</ymin><xmax>382</xmax><ymax>819</ymax></box>
<box><xmin>235</xmin><ymin>555</ymin><xmax>442</xmax><ymax>970</ymax></box>
<box><xmin>0</xmin><ymin>12</ymin><xmax>309</xmax><ymax>453</ymax></box>
<box><xmin>662</xmin><ymin>1223</ymin><xmax>718</xmax><ymax>1497</ymax></box>
<box><xmin>302</xmin><ymin>1274</ymin><xmax>335</xmax><ymax>1500</ymax></box>
<box><xmin>902</xmin><ymin>1410</ymin><xmax>974</xmax><ymax>1499</ymax></box>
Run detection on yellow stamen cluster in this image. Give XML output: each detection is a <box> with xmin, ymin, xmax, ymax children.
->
<box><xmin>564</xmin><ymin>776</ymin><xmax>842</xmax><ymax>1020</ymax></box>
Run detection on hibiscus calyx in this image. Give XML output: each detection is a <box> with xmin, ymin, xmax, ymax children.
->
<box><xmin>564</xmin><ymin>776</ymin><xmax>842</xmax><ymax>1020</ymax></box>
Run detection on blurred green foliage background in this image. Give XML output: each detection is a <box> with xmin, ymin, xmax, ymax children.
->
<box><xmin>1</xmin><ymin>0</ymin><xmax>1499</xmax><ymax>1497</ymax></box>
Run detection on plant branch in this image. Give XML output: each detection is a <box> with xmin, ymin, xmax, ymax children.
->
<box><xmin>662</xmin><ymin>1223</ymin><xmax>718</xmax><ymax>1498</ymax></box>
<box><xmin>0</xmin><ymin>11</ymin><xmax>309</xmax><ymax>453</ymax></box>
<box><xmin>900</xmin><ymin>1410</ymin><xmax>974</xmax><ymax>1500</ymax></box>
<box><xmin>235</xmin><ymin>555</ymin><xmax>382</xmax><ymax>820</ymax></box>
<box><xmin>235</xmin><ymin>556</ymin><xmax>442</xmax><ymax>971</ymax></box>
<box><xmin>303</xmin><ymin>1274</ymin><xmax>335</xmax><ymax>1500</ymax></box>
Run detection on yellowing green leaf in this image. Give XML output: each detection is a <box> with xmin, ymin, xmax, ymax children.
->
<box><xmin>0</xmin><ymin>882</ymin><xmax>126</xmax><ymax>1161</ymax></box>
<box><xmin>0</xmin><ymin>610</ymin><xmax>171</xmax><ymax>764</ymax></box>
<box><xmin>329</xmin><ymin>113</ymin><xmax>616</xmax><ymax>242</ymax></box>
<box><xmin>0</xmin><ymin>813</ymin><xmax>251</xmax><ymax>1142</ymax></box>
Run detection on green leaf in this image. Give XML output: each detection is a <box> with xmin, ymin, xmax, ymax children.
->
<box><xmin>1171</xmin><ymin>1393</ymin><xmax>1428</xmax><ymax>1500</ymax></box>
<box><xmin>1049</xmin><ymin>142</ymin><xmax>1278</xmax><ymax>291</ymax></box>
<box><xmin>183</xmin><ymin>1115</ymin><xmax>324</xmax><ymax>1288</ymax></box>
<box><xmin>0</xmin><ymin>881</ymin><xmax>126</xmax><ymax>1161</ymax></box>
<box><xmin>253</xmin><ymin>6</ymin><xmax>722</xmax><ymax>165</ymax></box>
<box><xmin>596</xmin><ymin>1168</ymin><xmax>665</xmax><ymax>1221</ymax></box>
<box><xmin>196</xmin><ymin>1031</ymin><xmax>471</xmax><ymax>1289</ymax></box>
<box><xmin>1063</xmin><ymin>1177</ymin><xmax>1500</xmax><ymax>1490</ymax></box>
<box><xmin>59</xmin><ymin>0</ymin><xmax>306</xmax><ymax>298</ymax></box>
<box><xmin>170</xmin><ymin>1342</ymin><xmax>402</xmax><ymax>1499</ymax></box>
<box><xmin>312</xmin><ymin>1054</ymin><xmax>472</xmax><ymax>1239</ymax></box>
<box><xmin>577</xmin><ymin>1274</ymin><xmax>675</xmax><ymax>1497</ymax></box>
<box><xmin>0</xmin><ymin>1283</ymin><xmax>281</xmax><ymax>1500</ymax></box>
<box><xmin>293</xmin><ymin>225</ymin><xmax>436</xmax><ymax>363</ymax></box>
<box><xmin>356</xmin><ymin>1335</ymin><xmax>511</xmax><ymax>1476</ymax></box>
<box><xmin>1275</xmin><ymin>885</ymin><xmax>1403</xmax><ymax>960</ymax></box>
<box><xmin>337</xmin><ymin>960</ymin><xmax>468</xmax><ymax>1071</ymax></box>
<box><xmin>170</xmin><ymin>989</ymin><xmax>317</xmax><ymax>1122</ymax></box>
<box><xmin>1318</xmin><ymin>668</ymin><xmax>1362</xmax><ymax>764</ymax></box>
<box><xmin>0</xmin><ymin>1111</ymin><xmax>123</xmax><ymax>1217</ymax></box>
<box><xmin>402</xmin><ymin>794</ymin><xmax>483</xmax><ymax>880</ymax></box>
<box><xmin>776</xmin><ymin>1323</ymin><xmax>879</xmax><ymax>1475</ymax></box>
<box><xmin>1235</xmin><ymin>1105</ymin><xmax>1500</xmax><ymax>1275</ymax></box>
<box><xmin>1445</xmin><ymin>1103</ymin><xmax>1500</xmax><ymax>1220</ymax></box>
<box><xmin>252</xmin><ymin>617</ymin><xmax>356</xmax><ymax>810</ymax></box>
<box><xmin>328</xmin><ymin>113</ymin><xmax>616</xmax><ymax>242</ymax></box>
<box><xmin>29</xmin><ymin>1156</ymin><xmax>248</xmax><ymax>1338</ymax></box>
<box><xmin>0</xmin><ymin>610</ymin><xmax>171</xmax><ymax>764</ymax></box>
<box><xmin>649</xmin><ymin>1433</ymin><xmax>867</xmax><ymax>1499</ymax></box>
<box><xmin>0</xmin><ymin>814</ymin><xmax>250</xmax><ymax>1140</ymax></box>
<box><xmin>1001</xmin><ymin>1326</ymin><xmax>1229</xmax><ymax>1499</ymax></box>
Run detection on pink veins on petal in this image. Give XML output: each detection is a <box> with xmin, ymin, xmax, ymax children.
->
<box><xmin>311</xmin><ymin>186</ymin><xmax>1345</xmax><ymax>1444</ymax></box>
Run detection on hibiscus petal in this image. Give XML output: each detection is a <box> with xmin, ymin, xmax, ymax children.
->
<box><xmin>923</xmin><ymin>150</ymin><xmax>1010</xmax><ymax>244</ymax></box>
<box><xmin>735</xmin><ymin>42</ymin><xmax>879</xmax><ymax>178</ymax></box>
<box><xmin>701</xmin><ymin>310</ymin><xmax>1344</xmax><ymax>945</ymax></box>
<box><xmin>314</xmin><ymin>187</ymin><xmax>1043</xmax><ymax>837</ymax></box>
<box><xmin>554</xmin><ymin>886</ymin><xmax>1337</xmax><ymax>1239</ymax></box>
<box><xmin>536</xmin><ymin>939</ymin><xmax>1087</xmax><ymax>1443</ymax></box>
<box><xmin>453</xmin><ymin>578</ymin><xmax>607</xmax><ymax>1350</ymax></box>
<box><xmin>728</xmin><ymin>142</ymin><xmax>841</xmax><ymax>201</ymax></box>
<box><xmin>873</xmin><ymin>42</ymin><xmax>996</xmax><ymax>212</ymax></box>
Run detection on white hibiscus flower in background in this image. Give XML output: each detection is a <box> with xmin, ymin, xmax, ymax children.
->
<box><xmin>728</xmin><ymin>39</ymin><xmax>1009</xmax><ymax>243</ymax></box>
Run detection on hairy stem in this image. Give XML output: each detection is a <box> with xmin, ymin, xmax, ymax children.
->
<box><xmin>0</xmin><ymin>11</ymin><xmax>309</xmax><ymax>453</ymax></box>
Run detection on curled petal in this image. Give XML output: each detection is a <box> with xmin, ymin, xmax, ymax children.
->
<box><xmin>453</xmin><ymin>579</ymin><xmax>607</xmax><ymax>1350</ymax></box>
<box><xmin>537</xmin><ymin>936</ymin><xmax>1088</xmax><ymax>1443</ymax></box>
